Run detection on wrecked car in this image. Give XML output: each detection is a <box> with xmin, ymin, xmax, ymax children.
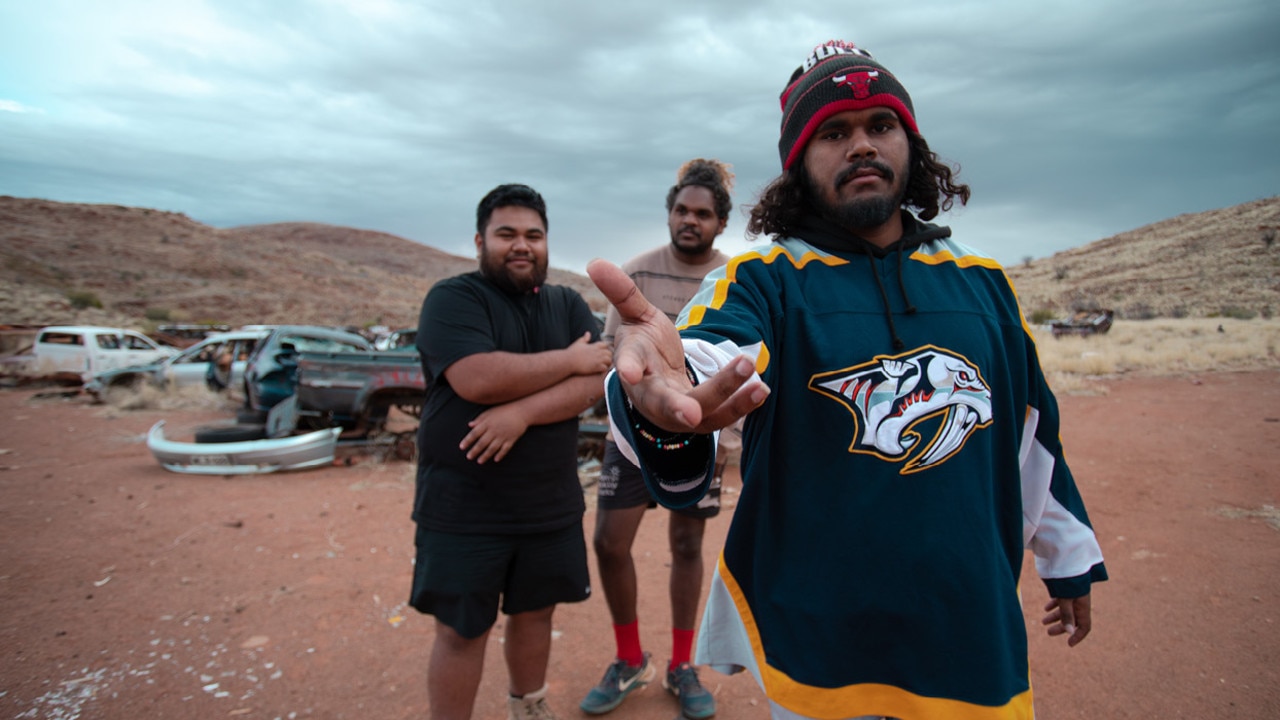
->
<box><xmin>19</xmin><ymin>326</ymin><xmax>178</xmax><ymax>382</ymax></box>
<box><xmin>85</xmin><ymin>329</ymin><xmax>267</xmax><ymax>399</ymax></box>
<box><xmin>240</xmin><ymin>326</ymin><xmax>374</xmax><ymax>416</ymax></box>
<box><xmin>1050</xmin><ymin>309</ymin><xmax>1115</xmax><ymax>338</ymax></box>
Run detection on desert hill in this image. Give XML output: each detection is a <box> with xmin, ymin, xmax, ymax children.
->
<box><xmin>0</xmin><ymin>196</ymin><xmax>605</xmax><ymax>331</ymax></box>
<box><xmin>2</xmin><ymin>195</ymin><xmax>1278</xmax><ymax>333</ymax></box>
<box><xmin>1005</xmin><ymin>196</ymin><xmax>1280</xmax><ymax>319</ymax></box>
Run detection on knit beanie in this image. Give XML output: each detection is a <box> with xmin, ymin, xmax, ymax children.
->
<box><xmin>778</xmin><ymin>40</ymin><xmax>917</xmax><ymax>170</ymax></box>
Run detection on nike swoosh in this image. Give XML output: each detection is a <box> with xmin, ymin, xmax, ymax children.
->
<box><xmin>616</xmin><ymin>664</ymin><xmax>652</xmax><ymax>692</ymax></box>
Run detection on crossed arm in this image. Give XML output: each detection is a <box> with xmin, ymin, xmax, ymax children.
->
<box><xmin>446</xmin><ymin>331</ymin><xmax>611</xmax><ymax>405</ymax></box>
<box><xmin>444</xmin><ymin>331</ymin><xmax>612</xmax><ymax>464</ymax></box>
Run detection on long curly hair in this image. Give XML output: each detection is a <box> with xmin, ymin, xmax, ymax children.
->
<box><xmin>746</xmin><ymin>131</ymin><xmax>970</xmax><ymax>239</ymax></box>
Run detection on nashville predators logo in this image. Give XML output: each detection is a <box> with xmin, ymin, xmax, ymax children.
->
<box><xmin>809</xmin><ymin>346</ymin><xmax>993</xmax><ymax>474</ymax></box>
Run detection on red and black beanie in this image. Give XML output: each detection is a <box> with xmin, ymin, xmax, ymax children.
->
<box><xmin>778</xmin><ymin>40</ymin><xmax>918</xmax><ymax>170</ymax></box>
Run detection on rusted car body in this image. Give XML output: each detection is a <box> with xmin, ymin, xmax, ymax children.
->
<box><xmin>1050</xmin><ymin>309</ymin><xmax>1115</xmax><ymax>338</ymax></box>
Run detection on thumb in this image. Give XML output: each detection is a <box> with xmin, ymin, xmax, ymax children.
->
<box><xmin>587</xmin><ymin>259</ymin><xmax>655</xmax><ymax>324</ymax></box>
<box><xmin>1058</xmin><ymin>599</ymin><xmax>1077</xmax><ymax>635</ymax></box>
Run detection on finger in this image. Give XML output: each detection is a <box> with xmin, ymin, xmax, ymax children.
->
<box><xmin>1058</xmin><ymin>599</ymin><xmax>1077</xmax><ymax>638</ymax></box>
<box><xmin>473</xmin><ymin>438</ymin><xmax>497</xmax><ymax>464</ymax></box>
<box><xmin>629</xmin><ymin>381</ymin><xmax>705</xmax><ymax>432</ymax></box>
<box><xmin>688</xmin><ymin>357</ymin><xmax>768</xmax><ymax>431</ymax></box>
<box><xmin>587</xmin><ymin>259</ymin><xmax>659</xmax><ymax>325</ymax></box>
<box><xmin>1068</xmin><ymin>625</ymin><xmax>1088</xmax><ymax>646</ymax></box>
<box><xmin>459</xmin><ymin>425</ymin><xmax>479</xmax><ymax>452</ymax></box>
<box><xmin>1068</xmin><ymin>597</ymin><xmax>1091</xmax><ymax>647</ymax></box>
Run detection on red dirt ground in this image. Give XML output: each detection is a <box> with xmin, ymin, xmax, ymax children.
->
<box><xmin>1</xmin><ymin>370</ymin><xmax>1277</xmax><ymax>719</ymax></box>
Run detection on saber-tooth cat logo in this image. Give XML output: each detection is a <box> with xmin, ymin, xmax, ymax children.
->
<box><xmin>809</xmin><ymin>346</ymin><xmax>994</xmax><ymax>474</ymax></box>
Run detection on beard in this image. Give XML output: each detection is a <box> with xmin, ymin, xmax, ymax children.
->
<box><xmin>479</xmin><ymin>247</ymin><xmax>548</xmax><ymax>295</ymax></box>
<box><xmin>669</xmin><ymin>226</ymin><xmax>714</xmax><ymax>257</ymax></box>
<box><xmin>807</xmin><ymin>160</ymin><xmax>906</xmax><ymax>231</ymax></box>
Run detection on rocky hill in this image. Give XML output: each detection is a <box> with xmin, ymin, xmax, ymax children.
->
<box><xmin>0</xmin><ymin>196</ymin><xmax>605</xmax><ymax>331</ymax></box>
<box><xmin>1005</xmin><ymin>196</ymin><xmax>1280</xmax><ymax>319</ymax></box>
<box><xmin>2</xmin><ymin>195</ymin><xmax>1278</xmax><ymax>334</ymax></box>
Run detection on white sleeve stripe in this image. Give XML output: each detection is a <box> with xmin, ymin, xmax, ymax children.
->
<box><xmin>1018</xmin><ymin>406</ymin><xmax>1040</xmax><ymax>467</ymax></box>
<box><xmin>1021</xmin><ymin>406</ymin><xmax>1105</xmax><ymax>578</ymax></box>
<box><xmin>1032</xmin><ymin>494</ymin><xmax>1106</xmax><ymax>579</ymax></box>
<box><xmin>1021</xmin><ymin>437</ymin><xmax>1053</xmax><ymax>547</ymax></box>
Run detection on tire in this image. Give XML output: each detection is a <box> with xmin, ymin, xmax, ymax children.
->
<box><xmin>194</xmin><ymin>424</ymin><xmax>267</xmax><ymax>443</ymax></box>
<box><xmin>236</xmin><ymin>407</ymin><xmax>268</xmax><ymax>424</ymax></box>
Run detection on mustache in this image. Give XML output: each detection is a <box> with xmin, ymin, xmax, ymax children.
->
<box><xmin>836</xmin><ymin>160</ymin><xmax>895</xmax><ymax>188</ymax></box>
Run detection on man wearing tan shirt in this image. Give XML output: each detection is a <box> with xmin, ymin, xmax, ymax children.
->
<box><xmin>581</xmin><ymin>159</ymin><xmax>735</xmax><ymax>719</ymax></box>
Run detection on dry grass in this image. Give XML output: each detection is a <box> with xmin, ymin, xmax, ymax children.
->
<box><xmin>1033</xmin><ymin>318</ymin><xmax>1280</xmax><ymax>394</ymax></box>
<box><xmin>94</xmin><ymin>382</ymin><xmax>239</xmax><ymax>415</ymax></box>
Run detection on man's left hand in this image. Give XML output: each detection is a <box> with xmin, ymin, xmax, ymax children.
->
<box><xmin>461</xmin><ymin>405</ymin><xmax>529</xmax><ymax>464</ymax></box>
<box><xmin>1042</xmin><ymin>594</ymin><xmax>1092</xmax><ymax>647</ymax></box>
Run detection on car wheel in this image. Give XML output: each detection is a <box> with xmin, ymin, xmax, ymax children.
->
<box><xmin>194</xmin><ymin>424</ymin><xmax>267</xmax><ymax>443</ymax></box>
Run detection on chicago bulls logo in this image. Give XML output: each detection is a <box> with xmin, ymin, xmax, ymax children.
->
<box><xmin>832</xmin><ymin>71</ymin><xmax>879</xmax><ymax>100</ymax></box>
<box><xmin>809</xmin><ymin>346</ymin><xmax>993</xmax><ymax>474</ymax></box>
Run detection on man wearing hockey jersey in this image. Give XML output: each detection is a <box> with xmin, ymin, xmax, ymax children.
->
<box><xmin>586</xmin><ymin>40</ymin><xmax>1108</xmax><ymax>720</ymax></box>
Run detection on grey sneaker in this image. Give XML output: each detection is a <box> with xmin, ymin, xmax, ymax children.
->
<box><xmin>508</xmin><ymin>683</ymin><xmax>560</xmax><ymax>720</ymax></box>
<box><xmin>664</xmin><ymin>662</ymin><xmax>716</xmax><ymax>719</ymax></box>
<box><xmin>579</xmin><ymin>652</ymin><xmax>656</xmax><ymax>715</ymax></box>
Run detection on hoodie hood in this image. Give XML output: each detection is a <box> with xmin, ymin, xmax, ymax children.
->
<box><xmin>791</xmin><ymin>209</ymin><xmax>951</xmax><ymax>257</ymax></box>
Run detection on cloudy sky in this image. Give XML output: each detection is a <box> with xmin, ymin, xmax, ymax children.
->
<box><xmin>2</xmin><ymin>0</ymin><xmax>1278</xmax><ymax>274</ymax></box>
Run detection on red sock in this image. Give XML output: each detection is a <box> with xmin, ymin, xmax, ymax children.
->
<box><xmin>613</xmin><ymin>621</ymin><xmax>644</xmax><ymax>667</ymax></box>
<box><xmin>671</xmin><ymin>627</ymin><xmax>695</xmax><ymax>668</ymax></box>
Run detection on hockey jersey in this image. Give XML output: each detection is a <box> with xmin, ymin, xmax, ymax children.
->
<box><xmin>608</xmin><ymin>214</ymin><xmax>1108</xmax><ymax>720</ymax></box>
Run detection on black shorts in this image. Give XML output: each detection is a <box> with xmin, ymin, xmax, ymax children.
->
<box><xmin>409</xmin><ymin>523</ymin><xmax>591</xmax><ymax>639</ymax></box>
<box><xmin>596</xmin><ymin>440</ymin><xmax>720</xmax><ymax>519</ymax></box>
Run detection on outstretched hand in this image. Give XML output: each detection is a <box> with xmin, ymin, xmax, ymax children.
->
<box><xmin>586</xmin><ymin>258</ymin><xmax>768</xmax><ymax>434</ymax></box>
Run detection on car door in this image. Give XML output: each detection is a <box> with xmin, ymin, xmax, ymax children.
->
<box><xmin>227</xmin><ymin>337</ymin><xmax>261</xmax><ymax>387</ymax></box>
<box><xmin>122</xmin><ymin>331</ymin><xmax>167</xmax><ymax>367</ymax></box>
<box><xmin>165</xmin><ymin>340</ymin><xmax>220</xmax><ymax>387</ymax></box>
<box><xmin>92</xmin><ymin>331</ymin><xmax>129</xmax><ymax>373</ymax></box>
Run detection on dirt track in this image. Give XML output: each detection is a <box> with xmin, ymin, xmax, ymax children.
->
<box><xmin>1</xmin><ymin>371</ymin><xmax>1277</xmax><ymax>719</ymax></box>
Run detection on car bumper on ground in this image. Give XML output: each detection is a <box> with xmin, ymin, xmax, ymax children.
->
<box><xmin>146</xmin><ymin>420</ymin><xmax>340</xmax><ymax>474</ymax></box>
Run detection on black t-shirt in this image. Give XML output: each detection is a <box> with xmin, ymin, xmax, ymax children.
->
<box><xmin>413</xmin><ymin>272</ymin><xmax>597</xmax><ymax>533</ymax></box>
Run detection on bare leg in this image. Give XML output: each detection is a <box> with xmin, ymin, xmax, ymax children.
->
<box><xmin>668</xmin><ymin>512</ymin><xmax>707</xmax><ymax>632</ymax></box>
<box><xmin>592</xmin><ymin>505</ymin><xmax>648</xmax><ymax>625</ymax></box>
<box><xmin>428</xmin><ymin>619</ymin><xmax>489</xmax><ymax>720</ymax></box>
<box><xmin>505</xmin><ymin>605</ymin><xmax>557</xmax><ymax>696</ymax></box>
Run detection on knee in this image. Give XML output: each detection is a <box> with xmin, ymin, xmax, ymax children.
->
<box><xmin>593</xmin><ymin>531</ymin><xmax>631</xmax><ymax>564</ymax></box>
<box><xmin>669</xmin><ymin>528</ymin><xmax>704</xmax><ymax>562</ymax></box>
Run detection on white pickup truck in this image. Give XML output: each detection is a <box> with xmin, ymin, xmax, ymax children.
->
<box><xmin>25</xmin><ymin>326</ymin><xmax>177</xmax><ymax>380</ymax></box>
